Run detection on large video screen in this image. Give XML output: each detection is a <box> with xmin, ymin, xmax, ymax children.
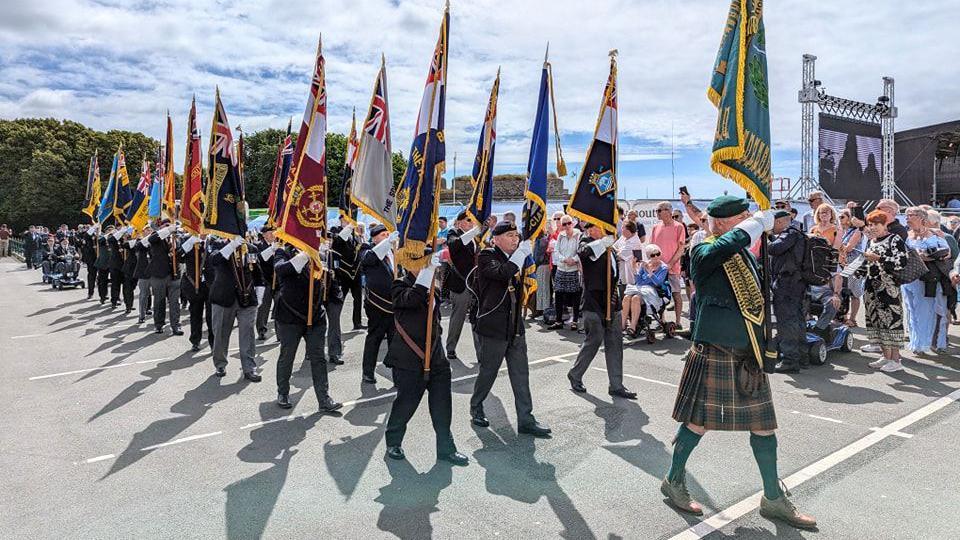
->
<box><xmin>818</xmin><ymin>114</ymin><xmax>883</xmax><ymax>201</ymax></box>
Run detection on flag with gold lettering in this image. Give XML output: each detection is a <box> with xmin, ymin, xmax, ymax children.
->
<box><xmin>708</xmin><ymin>0</ymin><xmax>771</xmax><ymax>209</ymax></box>
<box><xmin>465</xmin><ymin>70</ymin><xmax>498</xmax><ymax>226</ymax></box>
<box><xmin>82</xmin><ymin>152</ymin><xmax>101</xmax><ymax>222</ymax></box>
<box><xmin>203</xmin><ymin>88</ymin><xmax>246</xmax><ymax>238</ymax></box>
<box><xmin>180</xmin><ymin>97</ymin><xmax>204</xmax><ymax>235</ymax></box>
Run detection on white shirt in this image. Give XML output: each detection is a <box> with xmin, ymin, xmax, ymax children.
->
<box><xmin>613</xmin><ymin>234</ymin><xmax>643</xmax><ymax>285</ymax></box>
<box><xmin>551</xmin><ymin>230</ymin><xmax>581</xmax><ymax>272</ymax></box>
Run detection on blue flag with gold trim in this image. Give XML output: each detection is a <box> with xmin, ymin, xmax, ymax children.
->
<box><xmin>395</xmin><ymin>4</ymin><xmax>448</xmax><ymax>270</ymax></box>
<box><xmin>708</xmin><ymin>0</ymin><xmax>772</xmax><ymax>210</ymax></box>
<box><xmin>465</xmin><ymin>70</ymin><xmax>498</xmax><ymax>227</ymax></box>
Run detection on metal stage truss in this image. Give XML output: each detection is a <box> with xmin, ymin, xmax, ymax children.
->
<box><xmin>794</xmin><ymin>54</ymin><xmax>913</xmax><ymax>206</ymax></box>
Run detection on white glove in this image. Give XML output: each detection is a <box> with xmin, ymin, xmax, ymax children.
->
<box><xmin>458</xmin><ymin>226</ymin><xmax>480</xmax><ymax>244</ymax></box>
<box><xmin>734</xmin><ymin>214</ymin><xmax>766</xmax><ymax>245</ymax></box>
<box><xmin>415</xmin><ymin>263</ymin><xmax>437</xmax><ymax>288</ymax></box>
<box><xmin>86</xmin><ymin>224</ymin><xmax>99</xmax><ymax>236</ymax></box>
<box><xmin>259</xmin><ymin>245</ymin><xmax>277</xmax><ymax>261</ymax></box>
<box><xmin>255</xmin><ymin>286</ymin><xmax>266</xmax><ymax>305</ymax></box>
<box><xmin>754</xmin><ymin>210</ymin><xmax>776</xmax><ymax>232</ymax></box>
<box><xmin>219</xmin><ymin>236</ymin><xmax>243</xmax><ymax>258</ymax></box>
<box><xmin>508</xmin><ymin>241</ymin><xmax>532</xmax><ymax>268</ymax></box>
<box><xmin>112</xmin><ymin>228</ymin><xmax>124</xmax><ymax>240</ymax></box>
<box><xmin>140</xmin><ymin>236</ymin><xmax>151</xmax><ymax>247</ymax></box>
<box><xmin>290</xmin><ymin>251</ymin><xmax>310</xmax><ymax>273</ymax></box>
<box><xmin>181</xmin><ymin>235</ymin><xmax>200</xmax><ymax>251</ymax></box>
<box><xmin>125</xmin><ymin>225</ymin><xmax>134</xmax><ymax>235</ymax></box>
<box><xmin>127</xmin><ymin>239</ymin><xmax>137</xmax><ymax>248</ymax></box>
<box><xmin>372</xmin><ymin>236</ymin><xmax>393</xmax><ymax>260</ymax></box>
<box><xmin>337</xmin><ymin>224</ymin><xmax>354</xmax><ymax>240</ymax></box>
<box><xmin>157</xmin><ymin>224</ymin><xmax>176</xmax><ymax>239</ymax></box>
<box><xmin>587</xmin><ymin>236</ymin><xmax>615</xmax><ymax>258</ymax></box>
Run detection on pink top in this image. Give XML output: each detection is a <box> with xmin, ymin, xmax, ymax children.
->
<box><xmin>650</xmin><ymin>220</ymin><xmax>687</xmax><ymax>275</ymax></box>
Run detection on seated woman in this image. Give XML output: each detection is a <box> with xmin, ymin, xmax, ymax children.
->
<box><xmin>635</xmin><ymin>244</ymin><xmax>672</xmax><ymax>326</ymax></box>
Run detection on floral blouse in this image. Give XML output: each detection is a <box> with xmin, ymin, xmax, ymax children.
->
<box><xmin>857</xmin><ymin>233</ymin><xmax>908</xmax><ymax>282</ymax></box>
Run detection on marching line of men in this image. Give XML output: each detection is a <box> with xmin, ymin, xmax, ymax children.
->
<box><xmin>66</xmin><ymin>194</ymin><xmax>814</xmax><ymax>530</ymax></box>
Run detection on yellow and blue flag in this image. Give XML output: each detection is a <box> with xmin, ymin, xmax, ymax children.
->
<box><xmin>566</xmin><ymin>52</ymin><xmax>619</xmax><ymax>234</ymax></box>
<box><xmin>203</xmin><ymin>88</ymin><xmax>247</xmax><ymax>238</ymax></box>
<box><xmin>148</xmin><ymin>156</ymin><xmax>164</xmax><ymax>219</ymax></box>
<box><xmin>465</xmin><ymin>70</ymin><xmax>498</xmax><ymax>227</ymax></box>
<box><xmin>708</xmin><ymin>0</ymin><xmax>772</xmax><ymax>209</ymax></box>
<box><xmin>126</xmin><ymin>156</ymin><xmax>151</xmax><ymax>232</ymax></box>
<box><xmin>82</xmin><ymin>152</ymin><xmax>101</xmax><ymax>222</ymax></box>
<box><xmin>113</xmin><ymin>148</ymin><xmax>133</xmax><ymax>226</ymax></box>
<box><xmin>395</xmin><ymin>4</ymin><xmax>448</xmax><ymax>270</ymax></box>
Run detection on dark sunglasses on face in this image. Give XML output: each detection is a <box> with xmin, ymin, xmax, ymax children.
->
<box><xmin>650</xmin><ymin>252</ymin><xmax>661</xmax><ymax>257</ymax></box>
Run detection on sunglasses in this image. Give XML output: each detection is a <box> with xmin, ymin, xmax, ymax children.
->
<box><xmin>561</xmin><ymin>222</ymin><xmax>572</xmax><ymax>226</ymax></box>
<box><xmin>553</xmin><ymin>217</ymin><xmax>561</xmax><ymax>221</ymax></box>
<box><xmin>649</xmin><ymin>252</ymin><xmax>662</xmax><ymax>257</ymax></box>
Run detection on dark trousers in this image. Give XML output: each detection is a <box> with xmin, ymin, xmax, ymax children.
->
<box><xmin>345</xmin><ymin>277</ymin><xmax>363</xmax><ymax>327</ymax></box>
<box><xmin>122</xmin><ymin>274</ymin><xmax>136</xmax><ymax>310</ymax></box>
<box><xmin>569</xmin><ymin>310</ymin><xmax>626</xmax><ymax>391</ymax></box>
<box><xmin>362</xmin><ymin>306</ymin><xmax>394</xmax><ymax>378</ymax></box>
<box><xmin>96</xmin><ymin>267</ymin><xmax>109</xmax><ymax>301</ymax></box>
<box><xmin>86</xmin><ymin>265</ymin><xmax>98</xmax><ymax>297</ymax></box>
<box><xmin>555</xmin><ymin>290</ymin><xmax>581</xmax><ymax>324</ymax></box>
<box><xmin>25</xmin><ymin>249</ymin><xmax>35</xmax><ymax>269</ymax></box>
<box><xmin>256</xmin><ymin>286</ymin><xmax>274</xmax><ymax>337</ymax></box>
<box><xmin>774</xmin><ymin>279</ymin><xmax>807</xmax><ymax>368</ymax></box>
<box><xmin>470</xmin><ymin>333</ymin><xmax>535</xmax><ymax>427</ymax></box>
<box><xmin>275</xmin><ymin>319</ymin><xmax>331</xmax><ymax>404</ymax></box>
<box><xmin>385</xmin><ymin>365</ymin><xmax>456</xmax><ymax>456</ymax></box>
<box><xmin>182</xmin><ymin>279</ymin><xmax>213</xmax><ymax>347</ymax></box>
<box><xmin>325</xmin><ymin>300</ymin><xmax>343</xmax><ymax>359</ymax></box>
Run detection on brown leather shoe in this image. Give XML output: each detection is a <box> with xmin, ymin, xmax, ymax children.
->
<box><xmin>660</xmin><ymin>478</ymin><xmax>703</xmax><ymax>515</ymax></box>
<box><xmin>760</xmin><ymin>492</ymin><xmax>817</xmax><ymax>530</ymax></box>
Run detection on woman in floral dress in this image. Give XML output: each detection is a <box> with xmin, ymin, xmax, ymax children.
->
<box><xmin>857</xmin><ymin>210</ymin><xmax>909</xmax><ymax>372</ymax></box>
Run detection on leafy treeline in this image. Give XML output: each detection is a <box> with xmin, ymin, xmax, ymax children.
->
<box><xmin>0</xmin><ymin>118</ymin><xmax>408</xmax><ymax>233</ymax></box>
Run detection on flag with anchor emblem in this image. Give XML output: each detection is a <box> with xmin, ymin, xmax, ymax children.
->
<box><xmin>203</xmin><ymin>88</ymin><xmax>247</xmax><ymax>238</ymax></box>
<box><xmin>277</xmin><ymin>35</ymin><xmax>329</xmax><ymax>264</ymax></box>
<box><xmin>395</xmin><ymin>3</ymin><xmax>449</xmax><ymax>270</ymax></box>
<box><xmin>709</xmin><ymin>0</ymin><xmax>772</xmax><ymax>209</ymax></box>
<box><xmin>566</xmin><ymin>51</ymin><xmax>619</xmax><ymax>234</ymax></box>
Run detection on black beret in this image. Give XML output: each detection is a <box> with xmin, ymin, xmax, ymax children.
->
<box><xmin>456</xmin><ymin>211</ymin><xmax>469</xmax><ymax>222</ymax></box>
<box><xmin>260</xmin><ymin>224</ymin><xmax>276</xmax><ymax>233</ymax></box>
<box><xmin>369</xmin><ymin>224</ymin><xmax>388</xmax><ymax>238</ymax></box>
<box><xmin>774</xmin><ymin>210</ymin><xmax>791</xmax><ymax>219</ymax></box>
<box><xmin>492</xmin><ymin>221</ymin><xmax>517</xmax><ymax>236</ymax></box>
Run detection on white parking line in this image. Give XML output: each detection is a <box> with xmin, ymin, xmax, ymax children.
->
<box><xmin>28</xmin><ymin>357</ymin><xmax>173</xmax><ymax>380</ymax></box>
<box><xmin>10</xmin><ymin>333</ymin><xmax>46</xmax><ymax>340</ymax></box>
<box><xmin>668</xmin><ymin>388</ymin><xmax>960</xmax><ymax>540</ymax></box>
<box><xmin>83</xmin><ymin>454</ymin><xmax>115</xmax><ymax>464</ymax></box>
<box><xmin>140</xmin><ymin>431</ymin><xmax>223</xmax><ymax>452</ymax></box>
<box><xmin>790</xmin><ymin>410</ymin><xmax>845</xmax><ymax>424</ymax></box>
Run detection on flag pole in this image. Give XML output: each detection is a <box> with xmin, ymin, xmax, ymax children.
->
<box><xmin>606</xmin><ymin>49</ymin><xmax>618</xmax><ymax>322</ymax></box>
<box><xmin>307</xmin><ymin>261</ymin><xmax>314</xmax><ymax>327</ymax></box>
<box><xmin>424</xmin><ymin>272</ymin><xmax>436</xmax><ymax>378</ymax></box>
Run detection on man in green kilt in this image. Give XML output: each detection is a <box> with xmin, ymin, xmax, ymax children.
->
<box><xmin>661</xmin><ymin>195</ymin><xmax>816</xmax><ymax>530</ymax></box>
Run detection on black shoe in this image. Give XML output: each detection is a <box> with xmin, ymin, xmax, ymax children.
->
<box><xmin>471</xmin><ymin>414</ymin><xmax>489</xmax><ymax>428</ymax></box>
<box><xmin>124</xmin><ymin>308</ymin><xmax>132</xmax><ymax>315</ymax></box>
<box><xmin>547</xmin><ymin>322</ymin><xmax>563</xmax><ymax>330</ymax></box>
<box><xmin>362</xmin><ymin>374</ymin><xmax>376</xmax><ymax>384</ymax></box>
<box><xmin>775</xmin><ymin>362</ymin><xmax>801</xmax><ymax>374</ymax></box>
<box><xmin>447</xmin><ymin>350</ymin><xmax>458</xmax><ymax>360</ymax></box>
<box><xmin>191</xmin><ymin>343</ymin><xmax>200</xmax><ymax>352</ymax></box>
<box><xmin>329</xmin><ymin>356</ymin><xmax>344</xmax><ymax>365</ymax></box>
<box><xmin>277</xmin><ymin>393</ymin><xmax>292</xmax><ymax>409</ymax></box>
<box><xmin>99</xmin><ymin>298</ymin><xmax>106</xmax><ymax>305</ymax></box>
<box><xmin>518</xmin><ymin>422</ymin><xmax>552</xmax><ymax>438</ymax></box>
<box><xmin>609</xmin><ymin>387</ymin><xmax>638</xmax><ymax>400</ymax></box>
<box><xmin>386</xmin><ymin>446</ymin><xmax>405</xmax><ymax>460</ymax></box>
<box><xmin>215</xmin><ymin>367</ymin><xmax>226</xmax><ymax>377</ymax></box>
<box><xmin>146</xmin><ymin>309</ymin><xmax>153</xmax><ymax>316</ymax></box>
<box><xmin>257</xmin><ymin>333</ymin><xmax>267</xmax><ymax>341</ymax></box>
<box><xmin>87</xmin><ymin>293</ymin><xmax>93</xmax><ymax>299</ymax></box>
<box><xmin>138</xmin><ymin>316</ymin><xmax>145</xmax><ymax>324</ymax></box>
<box><xmin>568</xmin><ymin>373</ymin><xmax>587</xmax><ymax>393</ymax></box>
<box><xmin>243</xmin><ymin>371</ymin><xmax>262</xmax><ymax>383</ymax></box>
<box><xmin>172</xmin><ymin>327</ymin><xmax>184</xmax><ymax>336</ymax></box>
<box><xmin>353</xmin><ymin>324</ymin><xmax>367</xmax><ymax>331</ymax></box>
<box><xmin>154</xmin><ymin>327</ymin><xmax>163</xmax><ymax>334</ymax></box>
<box><xmin>439</xmin><ymin>452</ymin><xmax>469</xmax><ymax>466</ymax></box>
<box><xmin>318</xmin><ymin>397</ymin><xmax>343</xmax><ymax>412</ymax></box>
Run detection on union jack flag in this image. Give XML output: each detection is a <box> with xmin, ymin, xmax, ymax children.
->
<box><xmin>210</xmin><ymin>98</ymin><xmax>237</xmax><ymax>165</ymax></box>
<box><xmin>137</xmin><ymin>161</ymin><xmax>151</xmax><ymax>194</ymax></box>
<box><xmin>364</xmin><ymin>72</ymin><xmax>389</xmax><ymax>145</ymax></box>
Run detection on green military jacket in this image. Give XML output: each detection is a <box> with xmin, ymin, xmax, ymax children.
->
<box><xmin>689</xmin><ymin>227</ymin><xmax>768</xmax><ymax>361</ymax></box>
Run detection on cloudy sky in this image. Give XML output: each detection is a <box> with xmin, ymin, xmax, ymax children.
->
<box><xmin>1</xmin><ymin>0</ymin><xmax>957</xmax><ymax>199</ymax></box>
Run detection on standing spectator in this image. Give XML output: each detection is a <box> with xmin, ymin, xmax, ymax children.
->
<box><xmin>807</xmin><ymin>204</ymin><xmax>844</xmax><ymax>338</ymax></box>
<box><xmin>929</xmin><ymin>210</ymin><xmax>958</xmax><ymax>327</ymax></box>
<box><xmin>774</xmin><ymin>199</ymin><xmax>804</xmax><ymax>231</ymax></box>
<box><xmin>502</xmin><ymin>212</ymin><xmax>516</xmax><ymax>226</ymax></box>
<box><xmin>650</xmin><ymin>201</ymin><xmax>687</xmax><ymax>328</ymax></box>
<box><xmin>902</xmin><ymin>207</ymin><xmax>950</xmax><ymax>355</ymax></box>
<box><xmin>548</xmin><ymin>215</ymin><xmax>582</xmax><ymax>330</ymax></box>
<box><xmin>436</xmin><ymin>216</ymin><xmax>450</xmax><ymax>244</ymax></box>
<box><xmin>838</xmin><ymin>208</ymin><xmax>866</xmax><ymax>326</ymax></box>
<box><xmin>625</xmin><ymin>209</ymin><xmax>646</xmax><ymax>242</ymax></box>
<box><xmin>614</xmin><ymin>221</ymin><xmax>643</xmax><ymax>337</ymax></box>
<box><xmin>947</xmin><ymin>215</ymin><xmax>960</xmax><ymax>243</ymax></box>
<box><xmin>857</xmin><ymin>211</ymin><xmax>908</xmax><ymax>371</ymax></box>
<box><xmin>0</xmin><ymin>224</ymin><xmax>10</xmax><ymax>257</ymax></box>
<box><xmin>802</xmin><ymin>191</ymin><xmax>825</xmax><ymax>232</ymax></box>
<box><xmin>876</xmin><ymin>199</ymin><xmax>908</xmax><ymax>241</ymax></box>
<box><xmin>23</xmin><ymin>225</ymin><xmax>40</xmax><ymax>268</ymax></box>
<box><xmin>532</xmin><ymin>232</ymin><xmax>552</xmax><ymax>319</ymax></box>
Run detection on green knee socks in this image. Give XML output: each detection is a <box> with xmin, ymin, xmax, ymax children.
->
<box><xmin>667</xmin><ymin>424</ymin><xmax>702</xmax><ymax>483</ymax></box>
<box><xmin>750</xmin><ymin>433</ymin><xmax>782</xmax><ymax>500</ymax></box>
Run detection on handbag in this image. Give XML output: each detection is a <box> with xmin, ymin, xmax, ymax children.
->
<box><xmin>890</xmin><ymin>240</ymin><xmax>927</xmax><ymax>285</ymax></box>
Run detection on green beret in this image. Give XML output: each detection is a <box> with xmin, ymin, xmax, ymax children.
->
<box><xmin>706</xmin><ymin>195</ymin><xmax>749</xmax><ymax>218</ymax></box>
<box><xmin>774</xmin><ymin>210</ymin><xmax>791</xmax><ymax>219</ymax></box>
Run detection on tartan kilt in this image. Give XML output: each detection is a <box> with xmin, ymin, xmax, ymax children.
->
<box><xmin>672</xmin><ymin>343</ymin><xmax>777</xmax><ymax>431</ymax></box>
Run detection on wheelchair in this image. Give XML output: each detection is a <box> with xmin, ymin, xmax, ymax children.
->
<box><xmin>800</xmin><ymin>286</ymin><xmax>854</xmax><ymax>365</ymax></box>
<box><xmin>47</xmin><ymin>252</ymin><xmax>83</xmax><ymax>290</ymax></box>
<box><xmin>635</xmin><ymin>285</ymin><xmax>676</xmax><ymax>344</ymax></box>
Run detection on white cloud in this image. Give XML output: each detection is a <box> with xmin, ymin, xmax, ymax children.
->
<box><xmin>0</xmin><ymin>0</ymin><xmax>957</xmax><ymax>194</ymax></box>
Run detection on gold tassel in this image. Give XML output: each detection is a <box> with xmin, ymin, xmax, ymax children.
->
<box><xmin>547</xmin><ymin>63</ymin><xmax>567</xmax><ymax>177</ymax></box>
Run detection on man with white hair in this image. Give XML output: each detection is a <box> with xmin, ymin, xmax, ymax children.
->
<box><xmin>876</xmin><ymin>198</ymin><xmax>908</xmax><ymax>241</ymax></box>
<box><xmin>801</xmin><ymin>191</ymin><xmax>824</xmax><ymax>232</ymax></box>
